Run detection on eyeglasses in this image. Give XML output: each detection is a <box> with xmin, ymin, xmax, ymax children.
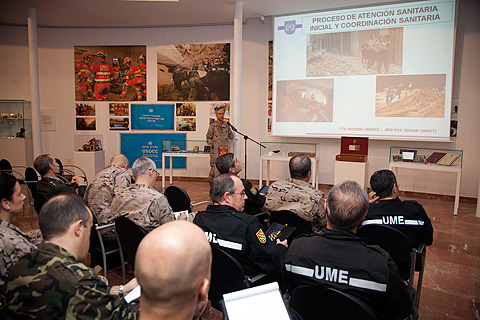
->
<box><xmin>150</xmin><ymin>168</ymin><xmax>160</xmax><ymax>176</ymax></box>
<box><xmin>231</xmin><ymin>191</ymin><xmax>246</xmax><ymax>197</ymax></box>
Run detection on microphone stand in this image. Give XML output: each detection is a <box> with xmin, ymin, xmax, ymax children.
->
<box><xmin>227</xmin><ymin>122</ymin><xmax>266</xmax><ymax>180</ymax></box>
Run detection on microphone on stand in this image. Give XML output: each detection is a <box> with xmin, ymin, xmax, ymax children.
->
<box><xmin>226</xmin><ymin>120</ymin><xmax>238</xmax><ymax>132</ymax></box>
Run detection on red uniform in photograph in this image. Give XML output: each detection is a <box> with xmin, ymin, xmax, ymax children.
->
<box><xmin>138</xmin><ymin>54</ymin><xmax>147</xmax><ymax>98</ymax></box>
<box><xmin>74</xmin><ymin>52</ymin><xmax>91</xmax><ymax>100</ymax></box>
<box><xmin>90</xmin><ymin>51</ymin><xmax>113</xmax><ymax>101</ymax></box>
<box><xmin>120</xmin><ymin>57</ymin><xmax>145</xmax><ymax>101</ymax></box>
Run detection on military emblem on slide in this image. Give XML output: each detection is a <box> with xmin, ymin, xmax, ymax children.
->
<box><xmin>278</xmin><ymin>20</ymin><xmax>302</xmax><ymax>35</ymax></box>
<box><xmin>256</xmin><ymin>229</ymin><xmax>266</xmax><ymax>243</ymax></box>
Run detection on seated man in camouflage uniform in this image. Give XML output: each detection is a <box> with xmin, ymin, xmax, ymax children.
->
<box><xmin>215</xmin><ymin>153</ymin><xmax>266</xmax><ymax>214</ymax></box>
<box><xmin>84</xmin><ymin>154</ymin><xmax>131</xmax><ymax>241</ymax></box>
<box><xmin>110</xmin><ymin>157</ymin><xmax>176</xmax><ymax>231</ymax></box>
<box><xmin>1</xmin><ymin>194</ymin><xmax>138</xmax><ymax>319</ymax></box>
<box><xmin>34</xmin><ymin>154</ymin><xmax>86</xmax><ymax>211</ymax></box>
<box><xmin>265</xmin><ymin>153</ymin><xmax>326</xmax><ymax>230</ymax></box>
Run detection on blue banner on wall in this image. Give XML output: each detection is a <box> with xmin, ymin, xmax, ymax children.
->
<box><xmin>120</xmin><ymin>133</ymin><xmax>186</xmax><ymax>169</ymax></box>
<box><xmin>131</xmin><ymin>104</ymin><xmax>174</xmax><ymax>130</ymax></box>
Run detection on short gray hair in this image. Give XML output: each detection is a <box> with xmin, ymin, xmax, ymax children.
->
<box><xmin>132</xmin><ymin>157</ymin><xmax>156</xmax><ymax>179</ymax></box>
<box><xmin>210</xmin><ymin>174</ymin><xmax>236</xmax><ymax>203</ymax></box>
<box><xmin>326</xmin><ymin>180</ymin><xmax>368</xmax><ymax>231</ymax></box>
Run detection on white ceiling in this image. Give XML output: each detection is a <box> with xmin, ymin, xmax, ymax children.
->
<box><xmin>0</xmin><ymin>0</ymin><xmax>417</xmax><ymax>28</ymax></box>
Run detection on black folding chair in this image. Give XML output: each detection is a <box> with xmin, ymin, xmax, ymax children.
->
<box><xmin>357</xmin><ymin>224</ymin><xmax>426</xmax><ymax>307</ymax></box>
<box><xmin>115</xmin><ymin>216</ymin><xmax>148</xmax><ymax>274</ymax></box>
<box><xmin>289</xmin><ymin>285</ymin><xmax>379</xmax><ymax>320</ymax></box>
<box><xmin>209</xmin><ymin>245</ymin><xmax>266</xmax><ymax>310</ymax></box>
<box><xmin>89</xmin><ymin>214</ymin><xmax>125</xmax><ymax>284</ymax></box>
<box><xmin>164</xmin><ymin>185</ymin><xmax>211</xmax><ymax>213</ymax></box>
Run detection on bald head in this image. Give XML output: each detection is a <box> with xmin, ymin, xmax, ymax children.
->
<box><xmin>110</xmin><ymin>154</ymin><xmax>129</xmax><ymax>168</ymax></box>
<box><xmin>136</xmin><ymin>221</ymin><xmax>211</xmax><ymax>319</ymax></box>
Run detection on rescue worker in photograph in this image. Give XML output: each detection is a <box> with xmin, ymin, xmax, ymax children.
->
<box><xmin>74</xmin><ymin>51</ymin><xmax>92</xmax><ymax>101</ymax></box>
<box><xmin>120</xmin><ymin>56</ymin><xmax>145</xmax><ymax>101</ymax></box>
<box><xmin>90</xmin><ymin>50</ymin><xmax>114</xmax><ymax>101</ymax></box>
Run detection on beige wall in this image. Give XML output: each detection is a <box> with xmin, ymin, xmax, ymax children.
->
<box><xmin>0</xmin><ymin>0</ymin><xmax>478</xmax><ymax>203</ymax></box>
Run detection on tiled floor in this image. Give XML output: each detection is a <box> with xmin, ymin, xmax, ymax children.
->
<box><xmin>13</xmin><ymin>178</ymin><xmax>480</xmax><ymax>320</ymax></box>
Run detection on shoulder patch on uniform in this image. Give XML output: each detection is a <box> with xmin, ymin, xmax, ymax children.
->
<box><xmin>250</xmin><ymin>186</ymin><xmax>257</xmax><ymax>195</ymax></box>
<box><xmin>256</xmin><ymin>229</ymin><xmax>266</xmax><ymax>243</ymax></box>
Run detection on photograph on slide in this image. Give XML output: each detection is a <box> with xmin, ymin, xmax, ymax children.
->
<box><xmin>276</xmin><ymin>79</ymin><xmax>334</xmax><ymax>122</ymax></box>
<box><xmin>306</xmin><ymin>28</ymin><xmax>403</xmax><ymax>77</ymax></box>
<box><xmin>375</xmin><ymin>74</ymin><xmax>446</xmax><ymax>118</ymax></box>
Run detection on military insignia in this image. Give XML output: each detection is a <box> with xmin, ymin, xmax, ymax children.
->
<box><xmin>256</xmin><ymin>229</ymin><xmax>266</xmax><ymax>243</ymax></box>
<box><xmin>250</xmin><ymin>186</ymin><xmax>257</xmax><ymax>195</ymax></box>
<box><xmin>278</xmin><ymin>20</ymin><xmax>302</xmax><ymax>35</ymax></box>
<box><xmin>218</xmin><ymin>145</ymin><xmax>229</xmax><ymax>156</ymax></box>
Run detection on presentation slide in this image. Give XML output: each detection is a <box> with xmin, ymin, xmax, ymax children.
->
<box><xmin>273</xmin><ymin>0</ymin><xmax>456</xmax><ymax>141</ymax></box>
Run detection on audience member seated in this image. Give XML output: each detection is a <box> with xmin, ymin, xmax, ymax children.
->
<box><xmin>283</xmin><ymin>180</ymin><xmax>414</xmax><ymax>319</ymax></box>
<box><xmin>84</xmin><ymin>154</ymin><xmax>131</xmax><ymax>240</ymax></box>
<box><xmin>34</xmin><ymin>154</ymin><xmax>86</xmax><ymax>201</ymax></box>
<box><xmin>1</xmin><ymin>194</ymin><xmax>138</xmax><ymax>318</ymax></box>
<box><xmin>265</xmin><ymin>153</ymin><xmax>326</xmax><ymax>230</ymax></box>
<box><xmin>365</xmin><ymin>169</ymin><xmax>434</xmax><ymax>249</ymax></box>
<box><xmin>136</xmin><ymin>221</ymin><xmax>211</xmax><ymax>320</ymax></box>
<box><xmin>215</xmin><ymin>153</ymin><xmax>266</xmax><ymax>214</ymax></box>
<box><xmin>194</xmin><ymin>173</ymin><xmax>287</xmax><ymax>277</ymax></box>
<box><xmin>0</xmin><ymin>174</ymin><xmax>41</xmax><ymax>286</ymax></box>
<box><xmin>111</xmin><ymin>157</ymin><xmax>177</xmax><ymax>231</ymax></box>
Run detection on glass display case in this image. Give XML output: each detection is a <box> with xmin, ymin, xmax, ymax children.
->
<box><xmin>0</xmin><ymin>100</ymin><xmax>32</xmax><ymax>139</ymax></box>
<box><xmin>162</xmin><ymin>140</ymin><xmax>211</xmax><ymax>154</ymax></box>
<box><xmin>389</xmin><ymin>146</ymin><xmax>463</xmax><ymax>168</ymax></box>
<box><xmin>260</xmin><ymin>142</ymin><xmax>318</xmax><ymax>159</ymax></box>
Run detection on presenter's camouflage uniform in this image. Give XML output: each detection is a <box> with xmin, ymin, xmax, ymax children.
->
<box><xmin>265</xmin><ymin>178</ymin><xmax>326</xmax><ymax>230</ymax></box>
<box><xmin>0</xmin><ymin>219</ymin><xmax>38</xmax><ymax>286</ymax></box>
<box><xmin>110</xmin><ymin>184</ymin><xmax>174</xmax><ymax>231</ymax></box>
<box><xmin>84</xmin><ymin>165</ymin><xmax>131</xmax><ymax>241</ymax></box>
<box><xmin>206</xmin><ymin>120</ymin><xmax>233</xmax><ymax>184</ymax></box>
<box><xmin>2</xmin><ymin>241</ymin><xmax>137</xmax><ymax>319</ymax></box>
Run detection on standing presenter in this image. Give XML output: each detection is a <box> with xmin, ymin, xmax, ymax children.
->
<box><xmin>206</xmin><ymin>107</ymin><xmax>234</xmax><ymax>185</ymax></box>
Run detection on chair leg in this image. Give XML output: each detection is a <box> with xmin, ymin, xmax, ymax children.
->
<box><xmin>115</xmin><ymin>230</ymin><xmax>127</xmax><ymax>285</ymax></box>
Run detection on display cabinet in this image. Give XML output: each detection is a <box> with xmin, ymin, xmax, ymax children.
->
<box><xmin>162</xmin><ymin>140</ymin><xmax>211</xmax><ymax>154</ymax></box>
<box><xmin>388</xmin><ymin>146</ymin><xmax>463</xmax><ymax>215</ymax></box>
<box><xmin>259</xmin><ymin>142</ymin><xmax>319</xmax><ymax>188</ymax></box>
<box><xmin>161</xmin><ymin>140</ymin><xmax>211</xmax><ymax>188</ymax></box>
<box><xmin>0</xmin><ymin>100</ymin><xmax>32</xmax><ymax>139</ymax></box>
<box><xmin>259</xmin><ymin>142</ymin><xmax>318</xmax><ymax>158</ymax></box>
<box><xmin>389</xmin><ymin>146</ymin><xmax>463</xmax><ymax>168</ymax></box>
<box><xmin>0</xmin><ymin>100</ymin><xmax>33</xmax><ymax>166</ymax></box>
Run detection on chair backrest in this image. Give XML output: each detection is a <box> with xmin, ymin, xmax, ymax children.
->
<box><xmin>0</xmin><ymin>159</ymin><xmax>13</xmax><ymax>174</ymax></box>
<box><xmin>357</xmin><ymin>224</ymin><xmax>412</xmax><ymax>269</ymax></box>
<box><xmin>209</xmin><ymin>245</ymin><xmax>249</xmax><ymax>310</ymax></box>
<box><xmin>115</xmin><ymin>216</ymin><xmax>148</xmax><ymax>269</ymax></box>
<box><xmin>33</xmin><ymin>192</ymin><xmax>49</xmax><ymax>214</ymax></box>
<box><xmin>289</xmin><ymin>285</ymin><xmax>378</xmax><ymax>320</ymax></box>
<box><xmin>55</xmin><ymin>158</ymin><xmax>64</xmax><ymax>176</ymax></box>
<box><xmin>164</xmin><ymin>185</ymin><xmax>193</xmax><ymax>212</ymax></box>
<box><xmin>24</xmin><ymin>167</ymin><xmax>38</xmax><ymax>194</ymax></box>
<box><xmin>269</xmin><ymin>210</ymin><xmax>313</xmax><ymax>243</ymax></box>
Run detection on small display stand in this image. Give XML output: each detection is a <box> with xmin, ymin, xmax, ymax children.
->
<box><xmin>73</xmin><ymin>150</ymin><xmax>105</xmax><ymax>183</ymax></box>
<box><xmin>334</xmin><ymin>137</ymin><xmax>369</xmax><ymax>189</ymax></box>
<box><xmin>259</xmin><ymin>142</ymin><xmax>319</xmax><ymax>188</ymax></box>
<box><xmin>388</xmin><ymin>146</ymin><xmax>463</xmax><ymax>215</ymax></box>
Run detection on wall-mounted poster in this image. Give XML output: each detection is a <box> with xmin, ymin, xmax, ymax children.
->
<box><xmin>131</xmin><ymin>104</ymin><xmax>174</xmax><ymax>130</ymax></box>
<box><xmin>176</xmin><ymin>118</ymin><xmax>196</xmax><ymax>131</ymax></box>
<box><xmin>120</xmin><ymin>133</ymin><xmax>186</xmax><ymax>169</ymax></box>
<box><xmin>110</xmin><ymin>118</ymin><xmax>129</xmax><ymax>130</ymax></box>
<box><xmin>109</xmin><ymin>103</ymin><xmax>129</xmax><ymax>116</ymax></box>
<box><xmin>176</xmin><ymin>103</ymin><xmax>196</xmax><ymax>116</ymax></box>
<box><xmin>76</xmin><ymin>103</ymin><xmax>95</xmax><ymax>116</ymax></box>
<box><xmin>157</xmin><ymin>43</ymin><xmax>230</xmax><ymax>101</ymax></box>
<box><xmin>209</xmin><ymin>103</ymin><xmax>230</xmax><ymax>117</ymax></box>
<box><xmin>76</xmin><ymin>117</ymin><xmax>96</xmax><ymax>130</ymax></box>
<box><xmin>74</xmin><ymin>46</ymin><xmax>146</xmax><ymax>102</ymax></box>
